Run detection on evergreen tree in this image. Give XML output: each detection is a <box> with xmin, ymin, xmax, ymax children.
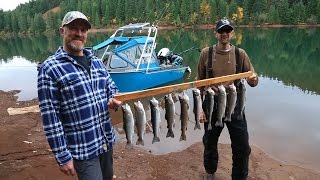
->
<box><xmin>278</xmin><ymin>0</ymin><xmax>291</xmax><ymax>24</ymax></box>
<box><xmin>33</xmin><ymin>13</ymin><xmax>46</xmax><ymax>33</ymax></box>
<box><xmin>229</xmin><ymin>0</ymin><xmax>238</xmax><ymax>18</ymax></box>
<box><xmin>292</xmin><ymin>0</ymin><xmax>306</xmax><ymax>24</ymax></box>
<box><xmin>267</xmin><ymin>5</ymin><xmax>280</xmax><ymax>24</ymax></box>
<box><xmin>209</xmin><ymin>0</ymin><xmax>217</xmax><ymax>22</ymax></box>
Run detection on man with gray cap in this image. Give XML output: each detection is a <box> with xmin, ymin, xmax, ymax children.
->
<box><xmin>197</xmin><ymin>18</ymin><xmax>258</xmax><ymax>180</ymax></box>
<box><xmin>37</xmin><ymin>11</ymin><xmax>121</xmax><ymax>180</ymax></box>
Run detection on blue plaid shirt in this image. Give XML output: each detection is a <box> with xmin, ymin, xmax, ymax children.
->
<box><xmin>38</xmin><ymin>47</ymin><xmax>118</xmax><ymax>165</ymax></box>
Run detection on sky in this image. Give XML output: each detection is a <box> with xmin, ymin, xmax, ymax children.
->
<box><xmin>0</xmin><ymin>0</ymin><xmax>30</xmax><ymax>11</ymax></box>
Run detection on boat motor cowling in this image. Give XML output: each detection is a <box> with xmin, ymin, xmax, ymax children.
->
<box><xmin>157</xmin><ymin>48</ymin><xmax>183</xmax><ymax>66</ymax></box>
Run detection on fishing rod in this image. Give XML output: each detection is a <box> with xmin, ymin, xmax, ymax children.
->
<box><xmin>176</xmin><ymin>46</ymin><xmax>201</xmax><ymax>56</ymax></box>
<box><xmin>153</xmin><ymin>2</ymin><xmax>172</xmax><ymax>26</ymax></box>
<box><xmin>172</xmin><ymin>32</ymin><xmax>186</xmax><ymax>52</ymax></box>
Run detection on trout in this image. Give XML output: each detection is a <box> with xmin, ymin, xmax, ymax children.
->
<box><xmin>121</xmin><ymin>103</ymin><xmax>135</xmax><ymax>149</ymax></box>
<box><xmin>165</xmin><ymin>94</ymin><xmax>175</xmax><ymax>138</ymax></box>
<box><xmin>225</xmin><ymin>83</ymin><xmax>237</xmax><ymax>122</ymax></box>
<box><xmin>205</xmin><ymin>87</ymin><xmax>215</xmax><ymax>130</ymax></box>
<box><xmin>237</xmin><ymin>79</ymin><xmax>246</xmax><ymax>119</ymax></box>
<box><xmin>216</xmin><ymin>85</ymin><xmax>226</xmax><ymax>127</ymax></box>
<box><xmin>134</xmin><ymin>101</ymin><xmax>146</xmax><ymax>146</ymax></box>
<box><xmin>150</xmin><ymin>97</ymin><xmax>161</xmax><ymax>144</ymax></box>
<box><xmin>179</xmin><ymin>91</ymin><xmax>189</xmax><ymax>141</ymax></box>
<box><xmin>192</xmin><ymin>89</ymin><xmax>202</xmax><ymax>130</ymax></box>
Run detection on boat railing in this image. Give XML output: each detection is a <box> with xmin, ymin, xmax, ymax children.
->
<box><xmin>136</xmin><ymin>25</ymin><xmax>158</xmax><ymax>72</ymax></box>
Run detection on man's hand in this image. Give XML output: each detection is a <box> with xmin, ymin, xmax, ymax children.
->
<box><xmin>247</xmin><ymin>73</ymin><xmax>258</xmax><ymax>86</ymax></box>
<box><xmin>199</xmin><ymin>111</ymin><xmax>207</xmax><ymax>123</ymax></box>
<box><xmin>59</xmin><ymin>160</ymin><xmax>75</xmax><ymax>176</ymax></box>
<box><xmin>108</xmin><ymin>98</ymin><xmax>122</xmax><ymax>110</ymax></box>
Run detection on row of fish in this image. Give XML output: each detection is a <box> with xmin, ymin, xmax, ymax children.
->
<box><xmin>201</xmin><ymin>79</ymin><xmax>246</xmax><ymax>130</ymax></box>
<box><xmin>121</xmin><ymin>79</ymin><xmax>246</xmax><ymax>149</ymax></box>
<box><xmin>121</xmin><ymin>92</ymin><xmax>190</xmax><ymax>149</ymax></box>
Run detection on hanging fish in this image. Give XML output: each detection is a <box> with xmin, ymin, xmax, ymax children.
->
<box><xmin>165</xmin><ymin>94</ymin><xmax>175</xmax><ymax>138</ymax></box>
<box><xmin>216</xmin><ymin>85</ymin><xmax>226</xmax><ymax>127</ymax></box>
<box><xmin>150</xmin><ymin>97</ymin><xmax>161</xmax><ymax>144</ymax></box>
<box><xmin>225</xmin><ymin>83</ymin><xmax>237</xmax><ymax>122</ymax></box>
<box><xmin>121</xmin><ymin>103</ymin><xmax>135</xmax><ymax>149</ymax></box>
<box><xmin>205</xmin><ymin>87</ymin><xmax>215</xmax><ymax>130</ymax></box>
<box><xmin>134</xmin><ymin>101</ymin><xmax>146</xmax><ymax>146</ymax></box>
<box><xmin>192</xmin><ymin>89</ymin><xmax>202</xmax><ymax>130</ymax></box>
<box><xmin>179</xmin><ymin>91</ymin><xmax>189</xmax><ymax>141</ymax></box>
<box><xmin>237</xmin><ymin>79</ymin><xmax>246</xmax><ymax>119</ymax></box>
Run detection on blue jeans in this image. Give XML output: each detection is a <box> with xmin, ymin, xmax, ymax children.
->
<box><xmin>74</xmin><ymin>147</ymin><xmax>113</xmax><ymax>180</ymax></box>
<box><xmin>203</xmin><ymin>98</ymin><xmax>251</xmax><ymax>180</ymax></box>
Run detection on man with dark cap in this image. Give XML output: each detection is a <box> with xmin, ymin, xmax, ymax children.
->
<box><xmin>37</xmin><ymin>11</ymin><xmax>121</xmax><ymax>180</ymax></box>
<box><xmin>197</xmin><ymin>18</ymin><xmax>258</xmax><ymax>180</ymax></box>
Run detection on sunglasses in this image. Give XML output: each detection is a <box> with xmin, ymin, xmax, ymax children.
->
<box><xmin>217</xmin><ymin>28</ymin><xmax>233</xmax><ymax>34</ymax></box>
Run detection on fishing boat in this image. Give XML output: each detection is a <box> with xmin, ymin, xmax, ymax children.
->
<box><xmin>92</xmin><ymin>22</ymin><xmax>191</xmax><ymax>92</ymax></box>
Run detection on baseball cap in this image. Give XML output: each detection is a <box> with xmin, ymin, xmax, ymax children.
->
<box><xmin>61</xmin><ymin>11</ymin><xmax>91</xmax><ymax>29</ymax></box>
<box><xmin>215</xmin><ymin>19</ymin><xmax>233</xmax><ymax>31</ymax></box>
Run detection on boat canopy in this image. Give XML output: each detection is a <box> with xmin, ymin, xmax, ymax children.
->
<box><xmin>92</xmin><ymin>36</ymin><xmax>153</xmax><ymax>53</ymax></box>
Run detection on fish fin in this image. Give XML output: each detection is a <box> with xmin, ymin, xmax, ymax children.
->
<box><xmin>166</xmin><ymin>130</ymin><xmax>174</xmax><ymax>138</ymax></box>
<box><xmin>125</xmin><ymin>142</ymin><xmax>134</xmax><ymax>150</ymax></box>
<box><xmin>179</xmin><ymin>134</ymin><xmax>187</xmax><ymax>141</ymax></box>
<box><xmin>152</xmin><ymin>136</ymin><xmax>160</xmax><ymax>144</ymax></box>
<box><xmin>194</xmin><ymin>123</ymin><xmax>201</xmax><ymax>130</ymax></box>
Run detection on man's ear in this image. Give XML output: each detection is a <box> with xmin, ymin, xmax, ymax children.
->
<box><xmin>59</xmin><ymin>27</ymin><xmax>64</xmax><ymax>35</ymax></box>
<box><xmin>230</xmin><ymin>31</ymin><xmax>235</xmax><ymax>38</ymax></box>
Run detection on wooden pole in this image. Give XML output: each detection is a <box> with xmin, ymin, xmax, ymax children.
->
<box><xmin>114</xmin><ymin>71</ymin><xmax>253</xmax><ymax>101</ymax></box>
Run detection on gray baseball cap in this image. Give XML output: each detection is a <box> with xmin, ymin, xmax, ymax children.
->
<box><xmin>61</xmin><ymin>11</ymin><xmax>91</xmax><ymax>29</ymax></box>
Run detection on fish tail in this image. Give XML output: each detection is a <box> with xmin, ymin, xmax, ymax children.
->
<box><xmin>136</xmin><ymin>138</ymin><xmax>144</xmax><ymax>146</ymax></box>
<box><xmin>152</xmin><ymin>136</ymin><xmax>160</xmax><ymax>144</ymax></box>
<box><xmin>179</xmin><ymin>134</ymin><xmax>187</xmax><ymax>141</ymax></box>
<box><xmin>166</xmin><ymin>129</ymin><xmax>174</xmax><ymax>138</ymax></box>
<box><xmin>194</xmin><ymin>123</ymin><xmax>201</xmax><ymax>130</ymax></box>
<box><xmin>215</xmin><ymin>120</ymin><xmax>223</xmax><ymax>127</ymax></box>
<box><xmin>125</xmin><ymin>142</ymin><xmax>134</xmax><ymax>150</ymax></box>
<box><xmin>224</xmin><ymin>115</ymin><xmax>231</xmax><ymax>122</ymax></box>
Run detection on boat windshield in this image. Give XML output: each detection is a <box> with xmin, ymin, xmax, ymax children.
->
<box><xmin>116</xmin><ymin>43</ymin><xmax>157</xmax><ymax>65</ymax></box>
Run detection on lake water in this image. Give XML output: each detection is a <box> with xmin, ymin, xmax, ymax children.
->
<box><xmin>0</xmin><ymin>27</ymin><xmax>319</xmax><ymax>172</ymax></box>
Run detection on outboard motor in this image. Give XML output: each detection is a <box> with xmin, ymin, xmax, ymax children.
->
<box><xmin>157</xmin><ymin>48</ymin><xmax>183</xmax><ymax>66</ymax></box>
<box><xmin>157</xmin><ymin>48</ymin><xmax>171</xmax><ymax>65</ymax></box>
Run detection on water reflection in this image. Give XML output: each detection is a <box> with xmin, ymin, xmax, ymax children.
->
<box><xmin>0</xmin><ymin>57</ymin><xmax>38</xmax><ymax>101</ymax></box>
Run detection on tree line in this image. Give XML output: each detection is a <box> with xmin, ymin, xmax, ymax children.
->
<box><xmin>0</xmin><ymin>0</ymin><xmax>320</xmax><ymax>35</ymax></box>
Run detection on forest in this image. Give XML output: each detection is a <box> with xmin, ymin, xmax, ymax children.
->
<box><xmin>0</xmin><ymin>0</ymin><xmax>320</xmax><ymax>35</ymax></box>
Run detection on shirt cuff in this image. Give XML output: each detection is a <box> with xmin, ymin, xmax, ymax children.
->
<box><xmin>55</xmin><ymin>150</ymin><xmax>72</xmax><ymax>165</ymax></box>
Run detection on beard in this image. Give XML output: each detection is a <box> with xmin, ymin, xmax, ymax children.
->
<box><xmin>67</xmin><ymin>40</ymin><xmax>84</xmax><ymax>52</ymax></box>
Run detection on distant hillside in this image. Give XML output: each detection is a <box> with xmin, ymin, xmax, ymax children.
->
<box><xmin>0</xmin><ymin>0</ymin><xmax>319</xmax><ymax>35</ymax></box>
